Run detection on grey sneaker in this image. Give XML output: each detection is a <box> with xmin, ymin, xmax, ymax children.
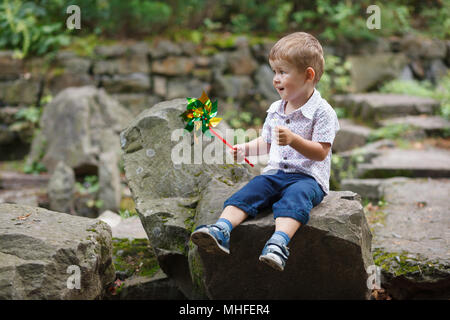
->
<box><xmin>190</xmin><ymin>224</ymin><xmax>230</xmax><ymax>255</ymax></box>
<box><xmin>258</xmin><ymin>238</ymin><xmax>289</xmax><ymax>271</ymax></box>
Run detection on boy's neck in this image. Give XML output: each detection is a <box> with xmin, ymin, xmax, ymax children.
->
<box><xmin>285</xmin><ymin>87</ymin><xmax>315</xmax><ymax>112</ymax></box>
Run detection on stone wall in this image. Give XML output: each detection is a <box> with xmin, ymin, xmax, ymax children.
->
<box><xmin>0</xmin><ymin>35</ymin><xmax>449</xmax><ymax>158</ymax></box>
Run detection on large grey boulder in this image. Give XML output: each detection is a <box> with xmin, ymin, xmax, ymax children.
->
<box><xmin>0</xmin><ymin>203</ymin><xmax>115</xmax><ymax>299</ymax></box>
<box><xmin>121</xmin><ymin>98</ymin><xmax>374</xmax><ymax>299</ymax></box>
<box><xmin>347</xmin><ymin>53</ymin><xmax>407</xmax><ymax>92</ymax></box>
<box><xmin>191</xmin><ymin>190</ymin><xmax>373</xmax><ymax>300</ymax></box>
<box><xmin>28</xmin><ymin>86</ymin><xmax>133</xmax><ymax>176</ymax></box>
<box><xmin>48</xmin><ymin>161</ymin><xmax>75</xmax><ymax>213</ymax></box>
<box><xmin>120</xmin><ymin>98</ymin><xmax>250</xmax><ymax>298</ymax></box>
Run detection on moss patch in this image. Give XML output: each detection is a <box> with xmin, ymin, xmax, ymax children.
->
<box><xmin>373</xmin><ymin>248</ymin><xmax>448</xmax><ymax>278</ymax></box>
<box><xmin>188</xmin><ymin>242</ymin><xmax>206</xmax><ymax>297</ymax></box>
<box><xmin>112</xmin><ymin>238</ymin><xmax>160</xmax><ymax>278</ymax></box>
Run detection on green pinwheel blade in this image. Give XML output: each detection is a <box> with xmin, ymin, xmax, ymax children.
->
<box><xmin>184</xmin><ymin>121</ymin><xmax>194</xmax><ymax>132</ymax></box>
<box><xmin>211</xmin><ymin>100</ymin><xmax>218</xmax><ymax>115</ymax></box>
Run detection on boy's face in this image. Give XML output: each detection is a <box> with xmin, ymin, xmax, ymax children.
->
<box><xmin>269</xmin><ymin>59</ymin><xmax>313</xmax><ymax>104</ymax></box>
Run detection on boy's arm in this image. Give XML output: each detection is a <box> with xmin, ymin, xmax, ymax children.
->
<box><xmin>276</xmin><ymin>126</ymin><xmax>330</xmax><ymax>161</ymax></box>
<box><xmin>244</xmin><ymin>136</ymin><xmax>271</xmax><ymax>156</ymax></box>
<box><xmin>289</xmin><ymin>134</ymin><xmax>330</xmax><ymax>161</ymax></box>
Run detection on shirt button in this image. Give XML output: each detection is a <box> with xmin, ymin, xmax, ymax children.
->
<box><xmin>285</xmin><ymin>119</ymin><xmax>290</xmax><ymax>124</ymax></box>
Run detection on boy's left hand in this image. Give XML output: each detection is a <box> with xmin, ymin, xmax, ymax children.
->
<box><xmin>275</xmin><ymin>126</ymin><xmax>294</xmax><ymax>146</ymax></box>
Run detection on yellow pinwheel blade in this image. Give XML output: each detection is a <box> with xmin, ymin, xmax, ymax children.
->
<box><xmin>209</xmin><ymin>117</ymin><xmax>222</xmax><ymax>127</ymax></box>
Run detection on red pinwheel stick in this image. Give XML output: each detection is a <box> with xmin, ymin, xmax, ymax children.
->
<box><xmin>208</xmin><ymin>127</ymin><xmax>254</xmax><ymax>167</ymax></box>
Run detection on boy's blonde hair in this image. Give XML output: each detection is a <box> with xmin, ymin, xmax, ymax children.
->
<box><xmin>269</xmin><ymin>32</ymin><xmax>325</xmax><ymax>84</ymax></box>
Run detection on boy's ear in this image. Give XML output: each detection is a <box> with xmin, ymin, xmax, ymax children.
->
<box><xmin>306</xmin><ymin>67</ymin><xmax>315</xmax><ymax>81</ymax></box>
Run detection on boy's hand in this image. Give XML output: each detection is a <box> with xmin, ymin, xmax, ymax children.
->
<box><xmin>275</xmin><ymin>126</ymin><xmax>294</xmax><ymax>146</ymax></box>
<box><xmin>229</xmin><ymin>144</ymin><xmax>246</xmax><ymax>162</ymax></box>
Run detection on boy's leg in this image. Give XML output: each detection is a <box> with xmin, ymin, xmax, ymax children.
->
<box><xmin>219</xmin><ymin>205</ymin><xmax>248</xmax><ymax>228</ymax></box>
<box><xmin>190</xmin><ymin>206</ymin><xmax>247</xmax><ymax>255</ymax></box>
<box><xmin>191</xmin><ymin>173</ymin><xmax>282</xmax><ymax>255</ymax></box>
<box><xmin>275</xmin><ymin>217</ymin><xmax>301</xmax><ymax>239</ymax></box>
<box><xmin>259</xmin><ymin>174</ymin><xmax>325</xmax><ymax>271</ymax></box>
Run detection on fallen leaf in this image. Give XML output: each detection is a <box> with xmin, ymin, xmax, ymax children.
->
<box><xmin>17</xmin><ymin>213</ymin><xmax>31</xmax><ymax>220</ymax></box>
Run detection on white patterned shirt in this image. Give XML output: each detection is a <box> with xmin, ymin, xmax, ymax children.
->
<box><xmin>261</xmin><ymin>88</ymin><xmax>340</xmax><ymax>194</ymax></box>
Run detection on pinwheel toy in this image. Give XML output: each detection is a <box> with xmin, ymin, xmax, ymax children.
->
<box><xmin>180</xmin><ymin>91</ymin><xmax>254</xmax><ymax>167</ymax></box>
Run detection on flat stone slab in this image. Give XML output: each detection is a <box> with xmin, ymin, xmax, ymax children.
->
<box><xmin>360</xmin><ymin>178</ymin><xmax>450</xmax><ymax>299</ymax></box>
<box><xmin>98</xmin><ymin>210</ymin><xmax>148</xmax><ymax>239</ymax></box>
<box><xmin>0</xmin><ymin>171</ymin><xmax>50</xmax><ymax>189</ymax></box>
<box><xmin>109</xmin><ymin>271</ymin><xmax>186</xmax><ymax>300</ymax></box>
<box><xmin>0</xmin><ymin>188</ymin><xmax>46</xmax><ymax>207</ymax></box>
<box><xmin>333</xmin><ymin>118</ymin><xmax>372</xmax><ymax>152</ymax></box>
<box><xmin>379</xmin><ymin>115</ymin><xmax>450</xmax><ymax>136</ymax></box>
<box><xmin>332</xmin><ymin>93</ymin><xmax>440</xmax><ymax>122</ymax></box>
<box><xmin>356</xmin><ymin>147</ymin><xmax>450</xmax><ymax>178</ymax></box>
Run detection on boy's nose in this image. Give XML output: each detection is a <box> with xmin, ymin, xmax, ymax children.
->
<box><xmin>273</xmin><ymin>75</ymin><xmax>281</xmax><ymax>84</ymax></box>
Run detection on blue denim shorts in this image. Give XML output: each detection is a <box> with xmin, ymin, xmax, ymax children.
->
<box><xmin>223</xmin><ymin>170</ymin><xmax>325</xmax><ymax>225</ymax></box>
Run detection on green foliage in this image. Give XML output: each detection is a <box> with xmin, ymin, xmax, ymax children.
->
<box><xmin>23</xmin><ymin>161</ymin><xmax>46</xmax><ymax>174</ymax></box>
<box><xmin>76</xmin><ymin>175</ymin><xmax>100</xmax><ymax>195</ymax></box>
<box><xmin>420</xmin><ymin>1</ymin><xmax>450</xmax><ymax>39</ymax></box>
<box><xmin>367</xmin><ymin>123</ymin><xmax>417</xmax><ymax>143</ymax></box>
<box><xmin>230</xmin><ymin>14</ymin><xmax>251</xmax><ymax>34</ymax></box>
<box><xmin>1</xmin><ymin>0</ymin><xmax>447</xmax><ymax>58</ymax></box>
<box><xmin>224</xmin><ymin>109</ymin><xmax>261</xmax><ymax>130</ymax></box>
<box><xmin>268</xmin><ymin>2</ymin><xmax>293</xmax><ymax>33</ymax></box>
<box><xmin>14</xmin><ymin>106</ymin><xmax>42</xmax><ymax>124</ymax></box>
<box><xmin>119</xmin><ymin>209</ymin><xmax>137</xmax><ymax>219</ymax></box>
<box><xmin>0</xmin><ymin>0</ymin><xmax>70</xmax><ymax>58</ymax></box>
<box><xmin>315</xmin><ymin>0</ymin><xmax>375</xmax><ymax>41</ymax></box>
<box><xmin>379</xmin><ymin>79</ymin><xmax>434</xmax><ymax>98</ymax></box>
<box><xmin>334</xmin><ymin>107</ymin><xmax>348</xmax><ymax>119</ymax></box>
<box><xmin>317</xmin><ymin>54</ymin><xmax>352</xmax><ymax>101</ymax></box>
<box><xmin>379</xmin><ymin>72</ymin><xmax>450</xmax><ymax>121</ymax></box>
<box><xmin>330</xmin><ymin>151</ymin><xmax>366</xmax><ymax>190</ymax></box>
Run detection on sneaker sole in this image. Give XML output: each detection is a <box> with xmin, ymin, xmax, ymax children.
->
<box><xmin>259</xmin><ymin>254</ymin><xmax>284</xmax><ymax>271</ymax></box>
<box><xmin>190</xmin><ymin>228</ymin><xmax>230</xmax><ymax>255</ymax></box>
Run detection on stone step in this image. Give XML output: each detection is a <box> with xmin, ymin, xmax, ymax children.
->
<box><xmin>333</xmin><ymin>118</ymin><xmax>372</xmax><ymax>152</ymax></box>
<box><xmin>97</xmin><ymin>210</ymin><xmax>148</xmax><ymax>239</ymax></box>
<box><xmin>342</xmin><ymin>177</ymin><xmax>450</xmax><ymax>299</ymax></box>
<box><xmin>0</xmin><ymin>170</ymin><xmax>50</xmax><ymax>189</ymax></box>
<box><xmin>356</xmin><ymin>147</ymin><xmax>450</xmax><ymax>178</ymax></box>
<box><xmin>332</xmin><ymin>93</ymin><xmax>440</xmax><ymax>123</ymax></box>
<box><xmin>379</xmin><ymin>115</ymin><xmax>450</xmax><ymax>136</ymax></box>
<box><xmin>107</xmin><ymin>271</ymin><xmax>186</xmax><ymax>300</ymax></box>
<box><xmin>0</xmin><ymin>187</ymin><xmax>47</xmax><ymax>207</ymax></box>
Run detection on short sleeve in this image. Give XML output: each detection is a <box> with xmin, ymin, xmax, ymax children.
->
<box><xmin>312</xmin><ymin>108</ymin><xmax>340</xmax><ymax>145</ymax></box>
<box><xmin>261</xmin><ymin>101</ymin><xmax>281</xmax><ymax>143</ymax></box>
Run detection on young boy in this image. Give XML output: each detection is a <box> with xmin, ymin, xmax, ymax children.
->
<box><xmin>191</xmin><ymin>32</ymin><xmax>340</xmax><ymax>271</ymax></box>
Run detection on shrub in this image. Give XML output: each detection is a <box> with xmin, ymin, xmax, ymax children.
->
<box><xmin>0</xmin><ymin>0</ymin><xmax>70</xmax><ymax>58</ymax></box>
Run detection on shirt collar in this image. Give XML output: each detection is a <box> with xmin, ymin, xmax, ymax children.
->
<box><xmin>268</xmin><ymin>88</ymin><xmax>321</xmax><ymax>120</ymax></box>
